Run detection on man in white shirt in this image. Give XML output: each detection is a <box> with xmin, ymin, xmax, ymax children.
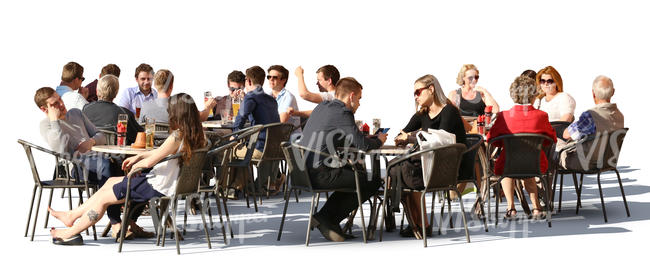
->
<box><xmin>57</xmin><ymin>61</ymin><xmax>89</xmax><ymax>111</ymax></box>
<box><xmin>115</xmin><ymin>63</ymin><xmax>158</xmax><ymax>116</ymax></box>
<box><xmin>292</xmin><ymin>65</ymin><xmax>340</xmax><ymax>117</ymax></box>
<box><xmin>268</xmin><ymin>65</ymin><xmax>301</xmax><ymax>130</ymax></box>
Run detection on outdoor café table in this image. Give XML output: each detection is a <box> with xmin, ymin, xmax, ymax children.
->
<box><xmin>202</xmin><ymin>120</ymin><xmax>234</xmax><ymax>129</ymax></box>
<box><xmin>91</xmin><ymin>145</ymin><xmax>154</xmax><ymax>155</ymax></box>
<box><xmin>340</xmin><ymin>145</ymin><xmax>410</xmax><ymax>239</ymax></box>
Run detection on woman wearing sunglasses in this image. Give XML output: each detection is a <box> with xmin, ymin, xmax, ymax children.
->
<box><xmin>393</xmin><ymin>74</ymin><xmax>473</xmax><ymax>238</ymax></box>
<box><xmin>534</xmin><ymin>66</ymin><xmax>576</xmax><ymax>122</ymax></box>
<box><xmin>447</xmin><ymin>64</ymin><xmax>500</xmax><ymax>117</ymax></box>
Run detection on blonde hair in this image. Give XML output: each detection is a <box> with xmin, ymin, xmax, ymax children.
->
<box><xmin>154</xmin><ymin>69</ymin><xmax>174</xmax><ymax>93</ymax></box>
<box><xmin>97</xmin><ymin>75</ymin><xmax>120</xmax><ymax>102</ymax></box>
<box><xmin>456</xmin><ymin>64</ymin><xmax>479</xmax><ymax>86</ymax></box>
<box><xmin>510</xmin><ymin>76</ymin><xmax>538</xmax><ymax>104</ymax></box>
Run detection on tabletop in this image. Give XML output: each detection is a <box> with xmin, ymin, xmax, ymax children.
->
<box><xmin>202</xmin><ymin>120</ymin><xmax>234</xmax><ymax>129</ymax></box>
<box><xmin>91</xmin><ymin>145</ymin><xmax>154</xmax><ymax>155</ymax></box>
<box><xmin>368</xmin><ymin>145</ymin><xmax>410</xmax><ymax>156</ymax></box>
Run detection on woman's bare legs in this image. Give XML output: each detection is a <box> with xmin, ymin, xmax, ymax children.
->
<box><xmin>500</xmin><ymin>178</ymin><xmax>517</xmax><ymax>215</ymax></box>
<box><xmin>49</xmin><ymin>176</ymin><xmax>125</xmax><ymax>239</ymax></box>
<box><xmin>522</xmin><ymin>178</ymin><xmax>543</xmax><ymax>215</ymax></box>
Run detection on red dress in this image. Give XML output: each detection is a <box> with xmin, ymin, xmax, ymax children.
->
<box><xmin>487</xmin><ymin>105</ymin><xmax>557</xmax><ymax>175</ymax></box>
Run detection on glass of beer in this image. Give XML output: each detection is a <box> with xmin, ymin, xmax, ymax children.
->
<box><xmin>232</xmin><ymin>96</ymin><xmax>241</xmax><ymax>118</ymax></box>
<box><xmin>204</xmin><ymin>91</ymin><xmax>213</xmax><ymax>117</ymax></box>
<box><xmin>135</xmin><ymin>105</ymin><xmax>141</xmax><ymax>120</ymax></box>
<box><xmin>117</xmin><ymin>114</ymin><xmax>128</xmax><ymax>147</ymax></box>
<box><xmin>372</xmin><ymin>118</ymin><xmax>381</xmax><ymax>134</ymax></box>
<box><xmin>145</xmin><ymin>118</ymin><xmax>155</xmax><ymax>150</ymax></box>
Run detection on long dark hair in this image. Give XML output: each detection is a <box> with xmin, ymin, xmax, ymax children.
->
<box><xmin>167</xmin><ymin>93</ymin><xmax>206</xmax><ymax>164</ymax></box>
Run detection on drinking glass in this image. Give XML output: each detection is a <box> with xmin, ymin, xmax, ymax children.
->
<box><xmin>204</xmin><ymin>91</ymin><xmax>213</xmax><ymax>117</ymax></box>
<box><xmin>372</xmin><ymin>118</ymin><xmax>381</xmax><ymax>134</ymax></box>
<box><xmin>117</xmin><ymin>114</ymin><xmax>128</xmax><ymax>147</ymax></box>
<box><xmin>220</xmin><ymin>109</ymin><xmax>230</xmax><ymax>124</ymax></box>
<box><xmin>145</xmin><ymin>118</ymin><xmax>155</xmax><ymax>150</ymax></box>
<box><xmin>232</xmin><ymin>96</ymin><xmax>241</xmax><ymax>118</ymax></box>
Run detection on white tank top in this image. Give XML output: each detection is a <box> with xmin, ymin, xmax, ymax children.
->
<box><xmin>147</xmin><ymin>131</ymin><xmax>183</xmax><ymax>196</ymax></box>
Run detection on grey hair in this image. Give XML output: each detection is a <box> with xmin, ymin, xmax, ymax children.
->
<box><xmin>592</xmin><ymin>75</ymin><xmax>614</xmax><ymax>100</ymax></box>
<box><xmin>509</xmin><ymin>76</ymin><xmax>538</xmax><ymax>104</ymax></box>
<box><xmin>97</xmin><ymin>74</ymin><xmax>120</xmax><ymax>102</ymax></box>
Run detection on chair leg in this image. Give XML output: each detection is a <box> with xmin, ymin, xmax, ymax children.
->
<box><xmin>314</xmin><ymin>192</ymin><xmax>321</xmax><ymax>214</ymax></box>
<box><xmin>44</xmin><ymin>189</ymin><xmax>54</xmax><ymax>228</ymax></box>
<box><xmin>205</xmin><ymin>195</ymin><xmax>214</xmax><ymax>230</ymax></box>
<box><xmin>447</xmin><ymin>192</ymin><xmax>454</xmax><ymax>229</ymax></box>
<box><xmin>30</xmin><ymin>188</ymin><xmax>44</xmax><ymax>241</ymax></box>
<box><xmin>213</xmin><ymin>190</ymin><xmax>227</xmax><ymax>242</ymax></box>
<box><xmin>378</xmin><ymin>182</ymin><xmax>389</xmax><ymax>242</ymax></box>
<box><xmin>25</xmin><ymin>186</ymin><xmax>38</xmax><ymax>237</ymax></box>
<box><xmin>306</xmin><ymin>194</ymin><xmax>317</xmax><ymax>246</ymax></box>
<box><xmin>183</xmin><ymin>198</ymin><xmax>188</xmax><ymax>235</ymax></box>
<box><xmin>552</xmin><ymin>171</ymin><xmax>559</xmax><ymax>209</ymax></box>
<box><xmin>494</xmin><ymin>178</ymin><xmax>502</xmax><ymax>227</ymax></box>
<box><xmin>430</xmin><ymin>192</ymin><xmax>436</xmax><ymax>234</ymax></box>
<box><xmin>198</xmin><ymin>198</ymin><xmax>212</xmax><ymax>249</ymax></box>
<box><xmin>558</xmin><ymin>173</ymin><xmax>564</xmax><ymax>213</ymax></box>
<box><xmin>277</xmin><ymin>188</ymin><xmax>292</xmax><ymax>241</ymax></box>
<box><xmin>67</xmin><ymin>188</ymin><xmax>73</xmax><ymax>210</ymax></box>
<box><xmin>438</xmin><ymin>191</ymin><xmax>446</xmax><ymax>235</ymax></box>
<box><xmin>540</xmin><ymin>177</ymin><xmax>552</xmax><ymax>227</ymax></box>
<box><xmin>220</xmin><ymin>188</ymin><xmax>234</xmax><ymax>238</ymax></box>
<box><xmin>596</xmin><ymin>172</ymin><xmax>608</xmax><ymax>223</ymax></box>
<box><xmin>515</xmin><ymin>181</ymin><xmax>531</xmax><ymax>217</ymax></box>
<box><xmin>172</xmin><ymin>198</ymin><xmax>181</xmax><ymax>254</ymax></box>
<box><xmin>355</xmin><ymin>173</ymin><xmax>368</xmax><ymax>243</ymax></box>
<box><xmin>578</xmin><ymin>174</ymin><xmax>584</xmax><ymax>208</ymax></box>
<box><xmin>420</xmin><ymin>192</ymin><xmax>428</xmax><ymax>248</ymax></box>
<box><xmin>614</xmin><ymin>169</ymin><xmax>631</xmax><ymax>217</ymax></box>
<box><xmin>456</xmin><ymin>189</ymin><xmax>470</xmax><ymax>243</ymax></box>
<box><xmin>118</xmin><ymin>200</ymin><xmax>130</xmax><ymax>253</ymax></box>
<box><xmin>571</xmin><ymin>173</ymin><xmax>580</xmax><ymax>214</ymax></box>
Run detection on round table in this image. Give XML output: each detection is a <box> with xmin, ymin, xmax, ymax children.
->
<box><xmin>91</xmin><ymin>145</ymin><xmax>154</xmax><ymax>155</ymax></box>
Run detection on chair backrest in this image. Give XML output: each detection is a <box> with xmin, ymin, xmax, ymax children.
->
<box><xmin>234</xmin><ymin>125</ymin><xmax>263</xmax><ymax>162</ymax></box>
<box><xmin>96</xmin><ymin>127</ymin><xmax>117</xmax><ymax>145</ymax></box>
<box><xmin>155</xmin><ymin>123</ymin><xmax>170</xmax><ymax>133</ymax></box>
<box><xmin>174</xmin><ymin>143</ymin><xmax>211</xmax><ymax>196</ymax></box>
<box><xmin>489</xmin><ymin>133</ymin><xmax>555</xmax><ymax>178</ymax></box>
<box><xmin>574</xmin><ymin>128</ymin><xmax>628</xmax><ymax>172</ymax></box>
<box><xmin>550</xmin><ymin>121</ymin><xmax>571</xmax><ymax>139</ymax></box>
<box><xmin>458</xmin><ymin>134</ymin><xmax>483</xmax><ymax>181</ymax></box>
<box><xmin>423</xmin><ymin>143</ymin><xmax>467</xmax><ymax>191</ymax></box>
<box><xmin>259</xmin><ymin>123</ymin><xmax>294</xmax><ymax>161</ymax></box>
<box><xmin>281</xmin><ymin>142</ymin><xmax>315</xmax><ymax>192</ymax></box>
<box><xmin>17</xmin><ymin>139</ymin><xmax>82</xmax><ymax>186</ymax></box>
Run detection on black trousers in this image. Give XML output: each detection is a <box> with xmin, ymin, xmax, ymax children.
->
<box><xmin>309</xmin><ymin>165</ymin><xmax>381</xmax><ymax>225</ymax></box>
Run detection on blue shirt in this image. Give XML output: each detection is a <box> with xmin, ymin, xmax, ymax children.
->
<box><xmin>234</xmin><ymin>86</ymin><xmax>280</xmax><ymax>151</ymax></box>
<box><xmin>274</xmin><ymin>88</ymin><xmax>301</xmax><ymax>131</ymax></box>
<box><xmin>115</xmin><ymin>86</ymin><xmax>158</xmax><ymax>114</ymax></box>
<box><xmin>567</xmin><ymin>111</ymin><xmax>596</xmax><ymax>140</ymax></box>
<box><xmin>55</xmin><ymin>85</ymin><xmax>73</xmax><ymax>96</ymax></box>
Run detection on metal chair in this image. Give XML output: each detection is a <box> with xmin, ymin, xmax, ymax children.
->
<box><xmin>276</xmin><ymin>142</ymin><xmax>371</xmax><ymax>245</ymax></box>
<box><xmin>96</xmin><ymin>126</ymin><xmax>117</xmax><ymax>145</ymax></box>
<box><xmin>455</xmin><ymin>134</ymin><xmax>489</xmax><ymax>232</ymax></box>
<box><xmin>486</xmin><ymin>133</ymin><xmax>555</xmax><ymax>227</ymax></box>
<box><xmin>554</xmin><ymin>128</ymin><xmax>630</xmax><ymax>222</ymax></box>
<box><xmin>550</xmin><ymin>121</ymin><xmax>571</xmax><ymax>140</ymax></box>
<box><xmin>118</xmin><ymin>143</ymin><xmax>211</xmax><ymax>254</ymax></box>
<box><xmin>378</xmin><ymin>143</ymin><xmax>468</xmax><ymax>247</ymax></box>
<box><xmin>219</xmin><ymin>125</ymin><xmax>264</xmax><ymax>211</ymax></box>
<box><xmin>250</xmin><ymin>122</ymin><xmax>294</xmax><ymax>198</ymax></box>
<box><xmin>198</xmin><ymin>140</ymin><xmax>239</xmax><ymax>241</ymax></box>
<box><xmin>18</xmin><ymin>139</ymin><xmax>98</xmax><ymax>241</ymax></box>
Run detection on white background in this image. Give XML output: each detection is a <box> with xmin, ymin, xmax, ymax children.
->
<box><xmin>1</xmin><ymin>0</ymin><xmax>648</xmax><ymax>274</ymax></box>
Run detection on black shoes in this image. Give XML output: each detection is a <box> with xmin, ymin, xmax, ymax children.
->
<box><xmin>52</xmin><ymin>234</ymin><xmax>84</xmax><ymax>245</ymax></box>
<box><xmin>311</xmin><ymin>215</ymin><xmax>345</xmax><ymax>242</ymax></box>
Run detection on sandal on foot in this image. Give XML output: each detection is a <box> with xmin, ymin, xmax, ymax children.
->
<box><xmin>503</xmin><ymin>208</ymin><xmax>517</xmax><ymax>221</ymax></box>
<box><xmin>530</xmin><ymin>208</ymin><xmax>546</xmax><ymax>220</ymax></box>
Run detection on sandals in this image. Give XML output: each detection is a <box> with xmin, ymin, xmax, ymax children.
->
<box><xmin>504</xmin><ymin>208</ymin><xmax>517</xmax><ymax>221</ymax></box>
<box><xmin>530</xmin><ymin>208</ymin><xmax>546</xmax><ymax>220</ymax></box>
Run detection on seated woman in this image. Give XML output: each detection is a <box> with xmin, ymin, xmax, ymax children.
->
<box><xmin>487</xmin><ymin>76</ymin><xmax>556</xmax><ymax>220</ymax></box>
<box><xmin>48</xmin><ymin>93</ymin><xmax>207</xmax><ymax>244</ymax></box>
<box><xmin>393</xmin><ymin>74</ymin><xmax>472</xmax><ymax>238</ymax></box>
<box><xmin>534</xmin><ymin>66</ymin><xmax>576</xmax><ymax>122</ymax></box>
<box><xmin>447</xmin><ymin>64</ymin><xmax>500</xmax><ymax>117</ymax></box>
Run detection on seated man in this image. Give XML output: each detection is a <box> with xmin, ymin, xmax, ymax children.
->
<box><xmin>268</xmin><ymin>65</ymin><xmax>301</xmax><ymax>132</ymax></box>
<box><xmin>290</xmin><ymin>65</ymin><xmax>340</xmax><ymax>118</ymax></box>
<box><xmin>115</xmin><ymin>63</ymin><xmax>157</xmax><ymax>115</ymax></box>
<box><xmin>299</xmin><ymin>77</ymin><xmax>387</xmax><ymax>242</ymax></box>
<box><xmin>560</xmin><ymin>75</ymin><xmax>624</xmax><ymax>170</ymax></box>
<box><xmin>37</xmin><ymin>87</ymin><xmax>151</xmax><ymax>239</ymax></box>
<box><xmin>487</xmin><ymin>76</ymin><xmax>556</xmax><ymax>220</ymax></box>
<box><xmin>57</xmin><ymin>61</ymin><xmax>89</xmax><ymax>111</ymax></box>
<box><xmin>230</xmin><ymin>66</ymin><xmax>280</xmax><ymax>193</ymax></box>
<box><xmin>83</xmin><ymin>74</ymin><xmax>143</xmax><ymax>144</ymax></box>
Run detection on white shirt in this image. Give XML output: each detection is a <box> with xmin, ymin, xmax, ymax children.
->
<box><xmin>320</xmin><ymin>91</ymin><xmax>335</xmax><ymax>102</ymax></box>
<box><xmin>147</xmin><ymin>132</ymin><xmax>182</xmax><ymax>196</ymax></box>
<box><xmin>534</xmin><ymin>92</ymin><xmax>576</xmax><ymax>122</ymax></box>
<box><xmin>61</xmin><ymin>91</ymin><xmax>89</xmax><ymax>111</ymax></box>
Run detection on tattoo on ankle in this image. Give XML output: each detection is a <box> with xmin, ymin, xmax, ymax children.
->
<box><xmin>87</xmin><ymin>210</ymin><xmax>99</xmax><ymax>222</ymax></box>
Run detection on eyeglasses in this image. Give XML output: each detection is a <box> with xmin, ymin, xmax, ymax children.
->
<box><xmin>414</xmin><ymin>87</ymin><xmax>429</xmax><ymax>97</ymax></box>
<box><xmin>467</xmin><ymin>75</ymin><xmax>479</xmax><ymax>82</ymax></box>
<box><xmin>78</xmin><ymin>76</ymin><xmax>85</xmax><ymax>82</ymax></box>
<box><xmin>540</xmin><ymin>78</ymin><xmax>555</xmax><ymax>85</ymax></box>
<box><xmin>228</xmin><ymin>87</ymin><xmax>242</xmax><ymax>92</ymax></box>
<box><xmin>266</xmin><ymin>75</ymin><xmax>281</xmax><ymax>80</ymax></box>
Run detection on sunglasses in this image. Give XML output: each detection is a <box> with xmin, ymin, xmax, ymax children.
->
<box><xmin>228</xmin><ymin>87</ymin><xmax>242</xmax><ymax>92</ymax></box>
<box><xmin>78</xmin><ymin>76</ymin><xmax>85</xmax><ymax>82</ymax></box>
<box><xmin>467</xmin><ymin>75</ymin><xmax>479</xmax><ymax>82</ymax></box>
<box><xmin>414</xmin><ymin>87</ymin><xmax>429</xmax><ymax>97</ymax></box>
<box><xmin>540</xmin><ymin>78</ymin><xmax>555</xmax><ymax>85</ymax></box>
<box><xmin>267</xmin><ymin>75</ymin><xmax>282</xmax><ymax>80</ymax></box>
